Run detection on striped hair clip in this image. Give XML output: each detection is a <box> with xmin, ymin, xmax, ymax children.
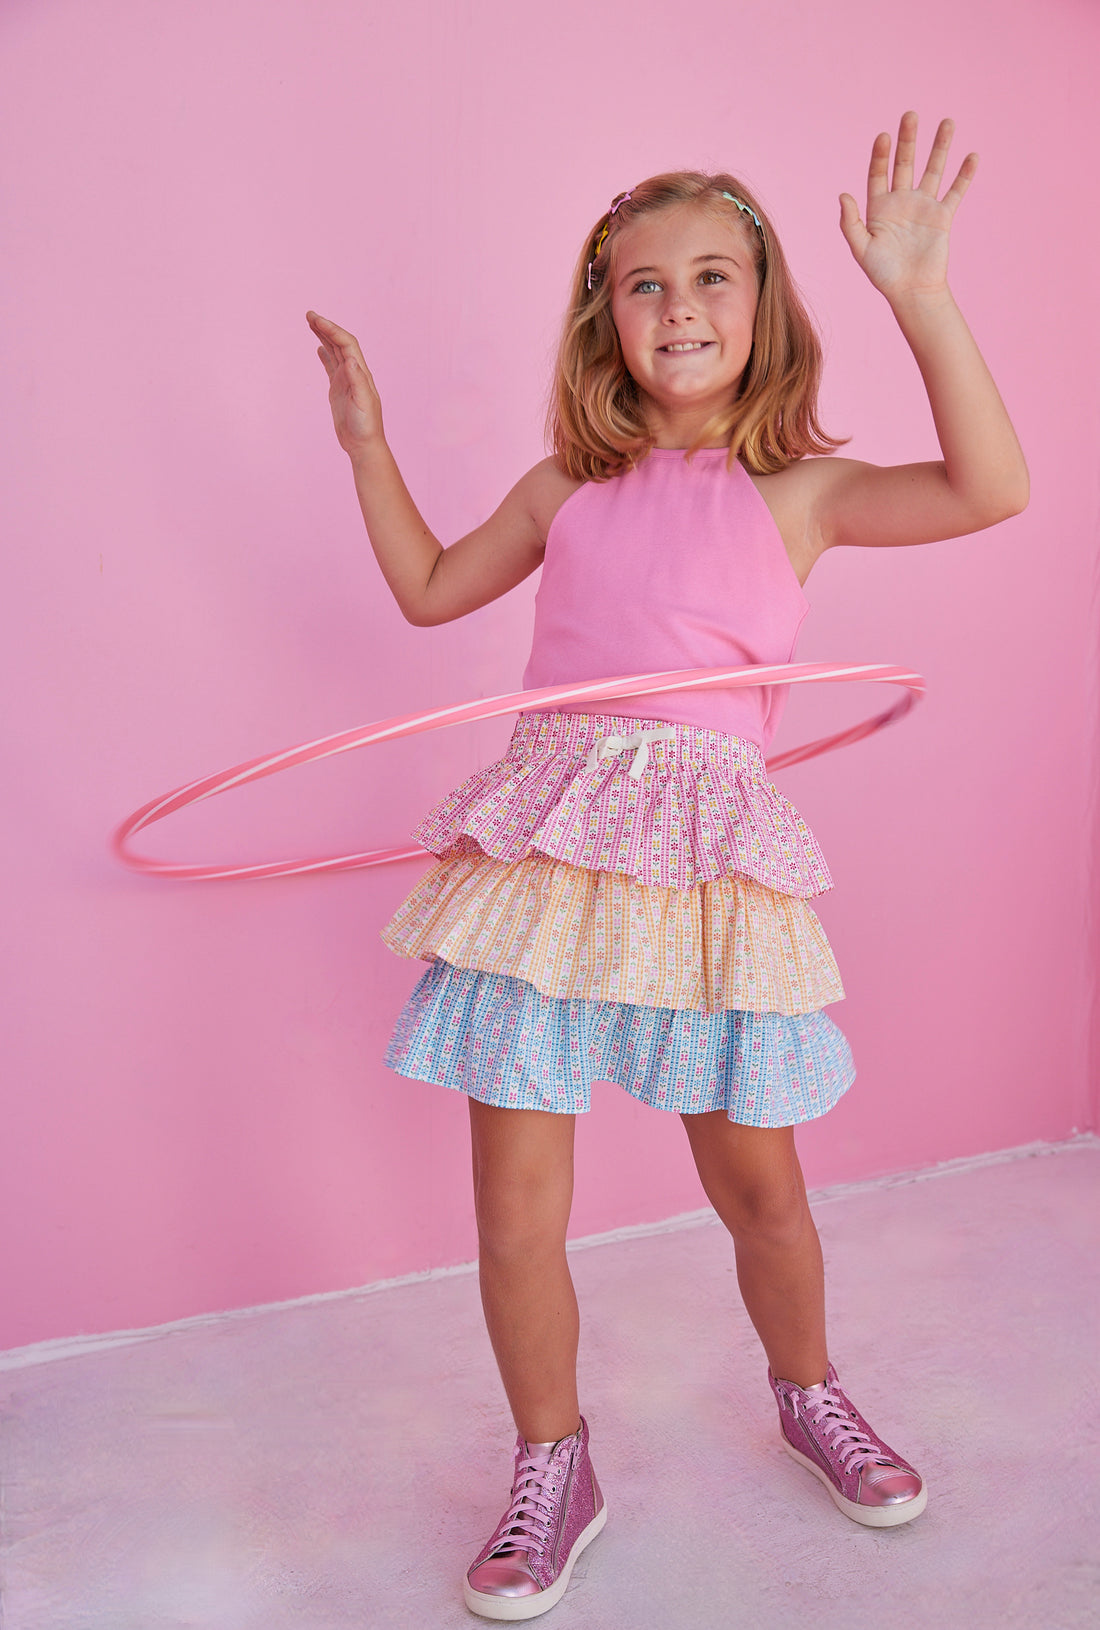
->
<box><xmin>722</xmin><ymin>190</ymin><xmax>765</xmax><ymax>241</ymax></box>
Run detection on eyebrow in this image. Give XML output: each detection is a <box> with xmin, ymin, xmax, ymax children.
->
<box><xmin>619</xmin><ymin>254</ymin><xmax>742</xmax><ymax>282</ymax></box>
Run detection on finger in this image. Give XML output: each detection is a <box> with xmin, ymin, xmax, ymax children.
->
<box><xmin>917</xmin><ymin>117</ymin><xmax>954</xmax><ymax>196</ymax></box>
<box><xmin>308</xmin><ymin>310</ymin><xmax>354</xmax><ymax>341</ymax></box>
<box><xmin>334</xmin><ymin>334</ymin><xmax>368</xmax><ymax>372</ymax></box>
<box><xmin>940</xmin><ymin>151</ymin><xmax>979</xmax><ymax>213</ymax></box>
<box><xmin>308</xmin><ymin>313</ymin><xmax>341</xmax><ymax>366</ymax></box>
<box><xmin>306</xmin><ymin>310</ymin><xmax>337</xmax><ymax>345</ymax></box>
<box><xmin>307</xmin><ymin>312</ymin><xmax>375</xmax><ymax>391</ymax></box>
<box><xmin>839</xmin><ymin>192</ymin><xmax>870</xmax><ymax>258</ymax></box>
<box><xmin>307</xmin><ymin>311</ymin><xmax>363</xmax><ymax>358</ymax></box>
<box><xmin>891</xmin><ymin>110</ymin><xmax>919</xmax><ymax>191</ymax></box>
<box><xmin>867</xmin><ymin>130</ymin><xmax>892</xmax><ymax>202</ymax></box>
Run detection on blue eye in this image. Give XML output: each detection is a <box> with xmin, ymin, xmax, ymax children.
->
<box><xmin>630</xmin><ymin>270</ymin><xmax>727</xmax><ymax>294</ymax></box>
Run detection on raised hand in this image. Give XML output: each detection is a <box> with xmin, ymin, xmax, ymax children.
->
<box><xmin>839</xmin><ymin>113</ymin><xmax>978</xmax><ymax>303</ymax></box>
<box><xmin>307</xmin><ymin>310</ymin><xmax>386</xmax><ymax>457</ymax></box>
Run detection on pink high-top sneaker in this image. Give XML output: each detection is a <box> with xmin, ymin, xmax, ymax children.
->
<box><xmin>464</xmin><ymin>1417</ymin><xmax>606</xmax><ymax>1621</ymax></box>
<box><xmin>769</xmin><ymin>1363</ymin><xmax>927</xmax><ymax>1527</ymax></box>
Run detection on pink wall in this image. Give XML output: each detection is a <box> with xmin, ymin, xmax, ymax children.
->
<box><xmin>2</xmin><ymin>0</ymin><xmax>1097</xmax><ymax>1352</ymax></box>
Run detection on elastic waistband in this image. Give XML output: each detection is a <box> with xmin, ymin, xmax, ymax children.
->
<box><xmin>512</xmin><ymin>709</ymin><xmax>767</xmax><ymax>777</ymax></box>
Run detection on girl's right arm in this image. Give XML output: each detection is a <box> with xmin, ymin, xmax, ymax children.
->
<box><xmin>307</xmin><ymin>311</ymin><xmax>554</xmax><ymax>627</ymax></box>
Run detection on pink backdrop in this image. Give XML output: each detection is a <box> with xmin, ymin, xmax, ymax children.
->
<box><xmin>2</xmin><ymin>0</ymin><xmax>1097</xmax><ymax>1352</ymax></box>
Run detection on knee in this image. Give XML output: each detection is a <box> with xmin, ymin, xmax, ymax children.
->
<box><xmin>685</xmin><ymin>1120</ymin><xmax>812</xmax><ymax>1245</ymax></box>
<box><xmin>468</xmin><ymin>1103</ymin><xmax>575</xmax><ymax>1261</ymax></box>
<box><xmin>719</xmin><ymin>1177</ymin><xmax>811</xmax><ymax>1247</ymax></box>
<box><xmin>473</xmin><ymin>1169</ymin><xmax>572</xmax><ymax>1263</ymax></box>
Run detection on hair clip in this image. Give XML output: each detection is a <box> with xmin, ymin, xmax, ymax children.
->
<box><xmin>586</xmin><ymin>190</ymin><xmax>634</xmax><ymax>291</ymax></box>
<box><xmin>721</xmin><ymin>190</ymin><xmax>765</xmax><ymax>240</ymax></box>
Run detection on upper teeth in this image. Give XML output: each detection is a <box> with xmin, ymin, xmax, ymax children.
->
<box><xmin>664</xmin><ymin>342</ymin><xmax>705</xmax><ymax>352</ymax></box>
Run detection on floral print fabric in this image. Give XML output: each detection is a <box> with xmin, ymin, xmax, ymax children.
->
<box><xmin>383</xmin><ymin>850</ymin><xmax>843</xmax><ymax>1016</ymax></box>
<box><xmin>413</xmin><ymin>710</ymin><xmax>832</xmax><ymax>894</ymax></box>
<box><xmin>383</xmin><ymin>713</ymin><xmax>854</xmax><ymax>1126</ymax></box>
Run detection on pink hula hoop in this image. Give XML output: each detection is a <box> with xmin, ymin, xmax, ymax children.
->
<box><xmin>111</xmin><ymin>661</ymin><xmax>924</xmax><ymax>882</ymax></box>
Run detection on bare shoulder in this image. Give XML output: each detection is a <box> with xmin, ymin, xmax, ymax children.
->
<box><xmin>745</xmin><ymin>456</ymin><xmax>858</xmax><ymax>586</ymax></box>
<box><xmin>512</xmin><ymin>456</ymin><xmax>587</xmax><ymax>543</ymax></box>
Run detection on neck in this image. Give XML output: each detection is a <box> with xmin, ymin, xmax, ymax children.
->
<box><xmin>643</xmin><ymin>400</ymin><xmax>732</xmax><ymax>451</ymax></box>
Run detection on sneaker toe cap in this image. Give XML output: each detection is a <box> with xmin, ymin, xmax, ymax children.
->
<box><xmin>467</xmin><ymin>1554</ymin><xmax>542</xmax><ymax>1597</ymax></box>
<box><xmin>860</xmin><ymin>1463</ymin><xmax>923</xmax><ymax>1506</ymax></box>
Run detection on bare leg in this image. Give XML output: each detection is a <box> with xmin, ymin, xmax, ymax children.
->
<box><xmin>680</xmin><ymin>1113</ymin><xmax>828</xmax><ymax>1388</ymax></box>
<box><xmin>468</xmin><ymin>1099</ymin><xmax>582</xmax><ymax>1443</ymax></box>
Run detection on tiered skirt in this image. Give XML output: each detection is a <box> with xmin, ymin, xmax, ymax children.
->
<box><xmin>382</xmin><ymin>711</ymin><xmax>854</xmax><ymax>1126</ymax></box>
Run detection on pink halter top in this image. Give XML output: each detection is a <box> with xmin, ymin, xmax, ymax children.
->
<box><xmin>521</xmin><ymin>448</ymin><xmax>809</xmax><ymax>751</ymax></box>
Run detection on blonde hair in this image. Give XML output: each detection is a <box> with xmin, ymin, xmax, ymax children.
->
<box><xmin>548</xmin><ymin>171</ymin><xmax>845</xmax><ymax>481</ymax></box>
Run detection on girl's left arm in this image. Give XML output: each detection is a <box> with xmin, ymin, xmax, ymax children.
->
<box><xmin>810</xmin><ymin>113</ymin><xmax>1029</xmax><ymax>555</ymax></box>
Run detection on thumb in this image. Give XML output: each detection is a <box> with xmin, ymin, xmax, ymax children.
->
<box><xmin>838</xmin><ymin>192</ymin><xmax>869</xmax><ymax>257</ymax></box>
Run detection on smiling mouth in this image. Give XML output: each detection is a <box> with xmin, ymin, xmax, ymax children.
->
<box><xmin>658</xmin><ymin>341</ymin><xmax>712</xmax><ymax>353</ymax></box>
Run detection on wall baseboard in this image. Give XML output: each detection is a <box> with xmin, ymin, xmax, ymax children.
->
<box><xmin>3</xmin><ymin>1130</ymin><xmax>1096</xmax><ymax>1375</ymax></box>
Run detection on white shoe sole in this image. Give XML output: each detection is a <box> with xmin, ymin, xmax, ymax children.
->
<box><xmin>463</xmin><ymin>1501</ymin><xmax>608</xmax><ymax>1621</ymax></box>
<box><xmin>782</xmin><ymin>1438</ymin><xmax>928</xmax><ymax>1527</ymax></box>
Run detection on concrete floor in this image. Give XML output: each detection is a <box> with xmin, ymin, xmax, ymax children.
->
<box><xmin>1</xmin><ymin>1138</ymin><xmax>1097</xmax><ymax>1630</ymax></box>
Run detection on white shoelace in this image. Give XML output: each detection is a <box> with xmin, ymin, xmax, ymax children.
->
<box><xmin>486</xmin><ymin>1452</ymin><xmax>564</xmax><ymax>1558</ymax></box>
<box><xmin>795</xmin><ymin>1384</ymin><xmax>895</xmax><ymax>1474</ymax></box>
<box><xmin>585</xmin><ymin>726</ymin><xmax>676</xmax><ymax>780</ymax></box>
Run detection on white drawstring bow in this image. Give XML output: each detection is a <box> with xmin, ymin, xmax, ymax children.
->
<box><xmin>585</xmin><ymin>726</ymin><xmax>676</xmax><ymax>780</ymax></box>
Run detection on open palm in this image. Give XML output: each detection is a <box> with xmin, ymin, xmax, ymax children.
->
<box><xmin>840</xmin><ymin>113</ymin><xmax>978</xmax><ymax>300</ymax></box>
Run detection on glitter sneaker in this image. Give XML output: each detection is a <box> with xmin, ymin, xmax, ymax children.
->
<box><xmin>769</xmin><ymin>1362</ymin><xmax>927</xmax><ymax>1527</ymax></box>
<box><xmin>464</xmin><ymin>1416</ymin><xmax>606</xmax><ymax>1621</ymax></box>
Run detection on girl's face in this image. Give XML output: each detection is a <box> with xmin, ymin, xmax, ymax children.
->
<box><xmin>608</xmin><ymin>201</ymin><xmax>760</xmax><ymax>446</ymax></box>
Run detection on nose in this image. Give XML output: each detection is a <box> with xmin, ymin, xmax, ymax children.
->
<box><xmin>661</xmin><ymin>284</ymin><xmax>698</xmax><ymax>323</ymax></box>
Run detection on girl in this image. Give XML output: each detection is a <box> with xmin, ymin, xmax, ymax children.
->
<box><xmin>308</xmin><ymin>112</ymin><xmax>1027</xmax><ymax>1621</ymax></box>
